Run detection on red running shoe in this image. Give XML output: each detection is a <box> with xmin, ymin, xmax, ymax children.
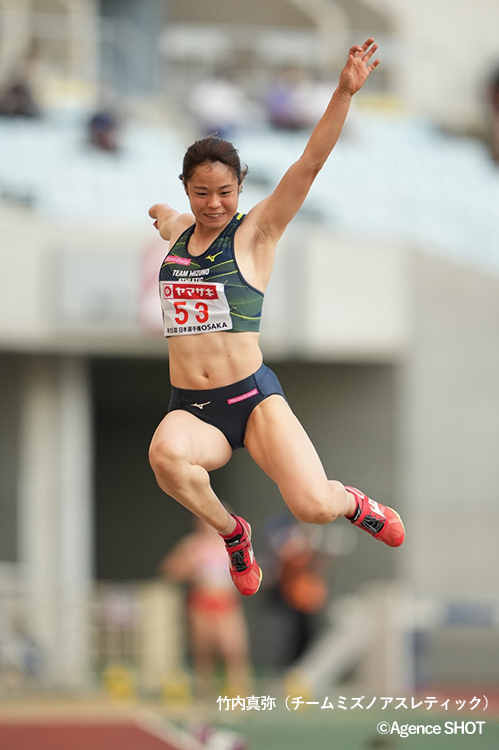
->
<box><xmin>222</xmin><ymin>515</ymin><xmax>262</xmax><ymax>596</ymax></box>
<box><xmin>345</xmin><ymin>487</ymin><xmax>405</xmax><ymax>547</ymax></box>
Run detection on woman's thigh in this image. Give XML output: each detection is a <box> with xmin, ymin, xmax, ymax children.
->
<box><xmin>189</xmin><ymin>610</ymin><xmax>217</xmax><ymax>655</ymax></box>
<box><xmin>215</xmin><ymin>609</ymin><xmax>249</xmax><ymax>660</ymax></box>
<box><xmin>244</xmin><ymin>396</ymin><xmax>333</xmax><ymax>519</ymax></box>
<box><xmin>150</xmin><ymin>409</ymin><xmax>233</xmax><ymax>472</ymax></box>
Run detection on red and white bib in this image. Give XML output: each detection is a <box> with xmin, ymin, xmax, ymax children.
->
<box><xmin>160</xmin><ymin>281</ymin><xmax>233</xmax><ymax>336</ymax></box>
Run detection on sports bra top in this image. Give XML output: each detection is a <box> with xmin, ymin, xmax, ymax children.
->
<box><xmin>159</xmin><ymin>213</ymin><xmax>263</xmax><ymax>337</ymax></box>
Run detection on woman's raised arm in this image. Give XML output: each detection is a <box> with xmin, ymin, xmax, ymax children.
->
<box><xmin>248</xmin><ymin>39</ymin><xmax>380</xmax><ymax>242</ymax></box>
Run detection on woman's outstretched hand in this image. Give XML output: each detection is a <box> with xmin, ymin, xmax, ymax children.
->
<box><xmin>338</xmin><ymin>38</ymin><xmax>380</xmax><ymax>96</ymax></box>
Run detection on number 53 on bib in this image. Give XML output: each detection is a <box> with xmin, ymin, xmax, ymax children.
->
<box><xmin>160</xmin><ymin>281</ymin><xmax>233</xmax><ymax>336</ymax></box>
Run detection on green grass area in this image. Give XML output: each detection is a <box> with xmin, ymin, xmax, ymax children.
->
<box><xmin>208</xmin><ymin>711</ymin><xmax>499</xmax><ymax>750</ymax></box>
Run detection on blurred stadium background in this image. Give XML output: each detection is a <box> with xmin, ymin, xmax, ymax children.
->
<box><xmin>1</xmin><ymin>1</ymin><xmax>499</xmax><ymax>748</ymax></box>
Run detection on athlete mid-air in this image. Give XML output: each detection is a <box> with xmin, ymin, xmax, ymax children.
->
<box><xmin>148</xmin><ymin>39</ymin><xmax>405</xmax><ymax>597</ymax></box>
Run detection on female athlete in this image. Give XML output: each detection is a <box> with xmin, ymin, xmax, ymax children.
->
<box><xmin>149</xmin><ymin>39</ymin><xmax>405</xmax><ymax>597</ymax></box>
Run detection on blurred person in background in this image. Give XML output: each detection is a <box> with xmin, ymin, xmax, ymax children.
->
<box><xmin>188</xmin><ymin>69</ymin><xmax>249</xmax><ymax>139</ymax></box>
<box><xmin>297</xmin><ymin>71</ymin><xmax>337</xmax><ymax>130</ymax></box>
<box><xmin>261</xmin><ymin>516</ymin><xmax>331</xmax><ymax>667</ymax></box>
<box><xmin>487</xmin><ymin>65</ymin><xmax>499</xmax><ymax>164</ymax></box>
<box><xmin>148</xmin><ymin>39</ymin><xmax>405</xmax><ymax>603</ymax></box>
<box><xmin>87</xmin><ymin>108</ymin><xmax>120</xmax><ymax>152</ymax></box>
<box><xmin>0</xmin><ymin>79</ymin><xmax>39</xmax><ymax>118</ymax></box>
<box><xmin>87</xmin><ymin>89</ymin><xmax>121</xmax><ymax>153</ymax></box>
<box><xmin>0</xmin><ymin>40</ymin><xmax>41</xmax><ymax>118</ymax></box>
<box><xmin>159</xmin><ymin>517</ymin><xmax>252</xmax><ymax>698</ymax></box>
<box><xmin>265</xmin><ymin>66</ymin><xmax>308</xmax><ymax>130</ymax></box>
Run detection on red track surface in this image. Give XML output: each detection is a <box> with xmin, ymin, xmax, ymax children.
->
<box><xmin>0</xmin><ymin>722</ymin><xmax>183</xmax><ymax>750</ymax></box>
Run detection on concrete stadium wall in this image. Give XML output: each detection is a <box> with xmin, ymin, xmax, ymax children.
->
<box><xmin>0</xmin><ymin>354</ymin><xmax>22</xmax><ymax>562</ymax></box>
<box><xmin>373</xmin><ymin>0</ymin><xmax>498</xmax><ymax>131</ymax></box>
<box><xmin>400</xmin><ymin>252</ymin><xmax>499</xmax><ymax>599</ymax></box>
<box><xmin>0</xmin><ymin>207</ymin><xmax>408</xmax><ymax>361</ymax></box>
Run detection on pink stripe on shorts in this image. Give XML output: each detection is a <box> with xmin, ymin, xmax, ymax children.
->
<box><xmin>227</xmin><ymin>388</ymin><xmax>259</xmax><ymax>405</ymax></box>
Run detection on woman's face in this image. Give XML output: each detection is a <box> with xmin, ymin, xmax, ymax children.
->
<box><xmin>185</xmin><ymin>161</ymin><xmax>240</xmax><ymax>229</ymax></box>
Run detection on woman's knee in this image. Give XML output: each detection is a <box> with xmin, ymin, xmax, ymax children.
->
<box><xmin>284</xmin><ymin>481</ymin><xmax>346</xmax><ymax>525</ymax></box>
<box><xmin>149</xmin><ymin>435</ymin><xmax>189</xmax><ymax>491</ymax></box>
<box><xmin>291</xmin><ymin>500</ymin><xmax>336</xmax><ymax>525</ymax></box>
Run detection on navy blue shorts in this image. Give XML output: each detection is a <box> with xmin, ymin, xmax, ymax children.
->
<box><xmin>168</xmin><ymin>363</ymin><xmax>285</xmax><ymax>450</ymax></box>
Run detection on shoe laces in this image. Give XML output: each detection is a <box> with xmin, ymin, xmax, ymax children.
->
<box><xmin>230</xmin><ymin>547</ymin><xmax>251</xmax><ymax>572</ymax></box>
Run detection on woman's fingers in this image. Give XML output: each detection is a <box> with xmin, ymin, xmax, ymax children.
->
<box><xmin>363</xmin><ymin>42</ymin><xmax>379</xmax><ymax>63</ymax></box>
<box><xmin>349</xmin><ymin>38</ymin><xmax>377</xmax><ymax>61</ymax></box>
<box><xmin>347</xmin><ymin>39</ymin><xmax>380</xmax><ymax>75</ymax></box>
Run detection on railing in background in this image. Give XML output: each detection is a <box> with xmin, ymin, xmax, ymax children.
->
<box><xmin>0</xmin><ymin>573</ymin><xmax>184</xmax><ymax>696</ymax></box>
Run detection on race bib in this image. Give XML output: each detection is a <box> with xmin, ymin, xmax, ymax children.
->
<box><xmin>160</xmin><ymin>281</ymin><xmax>233</xmax><ymax>336</ymax></box>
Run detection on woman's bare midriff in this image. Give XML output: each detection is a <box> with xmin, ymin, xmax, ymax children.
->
<box><xmin>167</xmin><ymin>331</ymin><xmax>263</xmax><ymax>389</ymax></box>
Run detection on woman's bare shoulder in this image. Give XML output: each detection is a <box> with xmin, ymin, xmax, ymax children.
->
<box><xmin>169</xmin><ymin>213</ymin><xmax>195</xmax><ymax>245</ymax></box>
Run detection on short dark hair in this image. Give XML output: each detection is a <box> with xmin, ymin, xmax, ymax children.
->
<box><xmin>179</xmin><ymin>135</ymin><xmax>248</xmax><ymax>185</ymax></box>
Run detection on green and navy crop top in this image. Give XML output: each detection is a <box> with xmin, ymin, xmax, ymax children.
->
<box><xmin>159</xmin><ymin>213</ymin><xmax>263</xmax><ymax>337</ymax></box>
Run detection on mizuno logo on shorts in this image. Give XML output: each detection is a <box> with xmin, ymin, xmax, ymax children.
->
<box><xmin>190</xmin><ymin>402</ymin><xmax>211</xmax><ymax>410</ymax></box>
